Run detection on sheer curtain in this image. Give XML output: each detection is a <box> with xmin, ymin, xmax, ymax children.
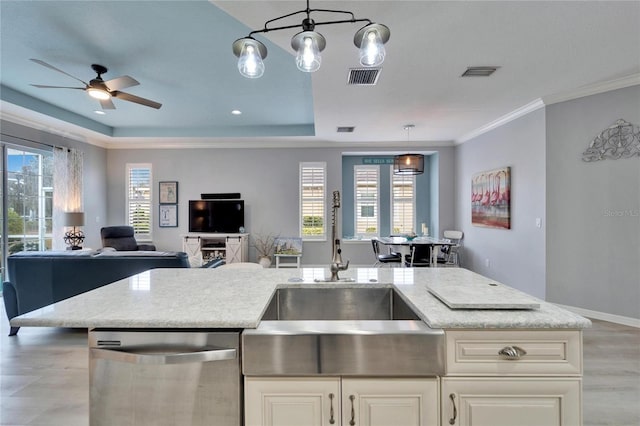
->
<box><xmin>52</xmin><ymin>147</ymin><xmax>83</xmax><ymax>250</ymax></box>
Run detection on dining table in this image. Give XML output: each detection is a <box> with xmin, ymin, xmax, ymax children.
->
<box><xmin>374</xmin><ymin>236</ymin><xmax>455</xmax><ymax>267</ymax></box>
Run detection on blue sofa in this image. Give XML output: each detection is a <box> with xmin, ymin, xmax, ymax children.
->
<box><xmin>3</xmin><ymin>250</ymin><xmax>190</xmax><ymax>335</ymax></box>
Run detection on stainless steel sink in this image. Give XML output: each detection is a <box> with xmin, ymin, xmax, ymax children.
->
<box><xmin>260</xmin><ymin>287</ymin><xmax>421</xmax><ymax>321</ymax></box>
<box><xmin>242</xmin><ymin>287</ymin><xmax>445</xmax><ymax>377</ymax></box>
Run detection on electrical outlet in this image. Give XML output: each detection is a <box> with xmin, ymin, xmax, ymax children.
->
<box><xmin>485</xmin><ymin>258</ymin><xmax>490</xmax><ymax>268</ymax></box>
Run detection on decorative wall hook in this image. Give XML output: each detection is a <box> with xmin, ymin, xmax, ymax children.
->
<box><xmin>582</xmin><ymin>119</ymin><xmax>640</xmax><ymax>162</ymax></box>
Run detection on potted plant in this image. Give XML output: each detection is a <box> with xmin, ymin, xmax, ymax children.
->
<box><xmin>252</xmin><ymin>233</ymin><xmax>277</xmax><ymax>268</ymax></box>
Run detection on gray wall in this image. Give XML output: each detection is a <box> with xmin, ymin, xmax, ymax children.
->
<box><xmin>546</xmin><ymin>86</ymin><xmax>640</xmax><ymax>319</ymax></box>
<box><xmin>106</xmin><ymin>145</ymin><xmax>455</xmax><ymax>265</ymax></box>
<box><xmin>1</xmin><ymin>120</ymin><xmax>108</xmax><ymax>250</ymax></box>
<box><xmin>454</xmin><ymin>108</ymin><xmax>547</xmax><ymax>299</ymax></box>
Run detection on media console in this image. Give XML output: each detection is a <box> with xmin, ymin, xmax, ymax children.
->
<box><xmin>181</xmin><ymin>233</ymin><xmax>249</xmax><ymax>267</ymax></box>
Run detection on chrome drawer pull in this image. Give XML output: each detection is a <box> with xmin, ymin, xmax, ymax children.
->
<box><xmin>498</xmin><ymin>345</ymin><xmax>527</xmax><ymax>360</ymax></box>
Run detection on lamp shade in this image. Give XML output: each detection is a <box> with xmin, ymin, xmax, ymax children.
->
<box><xmin>64</xmin><ymin>212</ymin><xmax>85</xmax><ymax>227</ymax></box>
<box><xmin>393</xmin><ymin>154</ymin><xmax>424</xmax><ymax>175</ymax></box>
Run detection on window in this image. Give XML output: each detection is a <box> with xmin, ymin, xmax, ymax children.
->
<box><xmin>1</xmin><ymin>144</ymin><xmax>53</xmax><ymax>280</ymax></box>
<box><xmin>391</xmin><ymin>172</ymin><xmax>416</xmax><ymax>234</ymax></box>
<box><xmin>126</xmin><ymin>164</ymin><xmax>152</xmax><ymax>240</ymax></box>
<box><xmin>354</xmin><ymin>165</ymin><xmax>379</xmax><ymax>237</ymax></box>
<box><xmin>300</xmin><ymin>162</ymin><xmax>326</xmax><ymax>240</ymax></box>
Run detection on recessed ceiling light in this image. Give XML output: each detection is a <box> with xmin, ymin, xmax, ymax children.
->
<box><xmin>231</xmin><ymin>110</ymin><xmax>242</xmax><ymax>115</ymax></box>
<box><xmin>94</xmin><ymin>110</ymin><xmax>106</xmax><ymax>115</ymax></box>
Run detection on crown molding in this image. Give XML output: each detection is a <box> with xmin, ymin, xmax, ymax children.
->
<box><xmin>542</xmin><ymin>73</ymin><xmax>640</xmax><ymax>106</ymax></box>
<box><xmin>456</xmin><ymin>73</ymin><xmax>640</xmax><ymax>145</ymax></box>
<box><xmin>456</xmin><ymin>99</ymin><xmax>545</xmax><ymax>144</ymax></box>
<box><xmin>1</xmin><ymin>101</ymin><xmax>110</xmax><ymax>148</ymax></box>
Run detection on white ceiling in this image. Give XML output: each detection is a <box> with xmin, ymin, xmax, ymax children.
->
<box><xmin>1</xmin><ymin>1</ymin><xmax>639</xmax><ymax>148</ymax></box>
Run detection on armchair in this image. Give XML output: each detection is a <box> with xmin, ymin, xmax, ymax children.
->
<box><xmin>100</xmin><ymin>226</ymin><xmax>156</xmax><ymax>251</ymax></box>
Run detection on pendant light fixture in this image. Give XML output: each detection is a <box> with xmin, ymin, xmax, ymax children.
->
<box><xmin>394</xmin><ymin>125</ymin><xmax>424</xmax><ymax>175</ymax></box>
<box><xmin>232</xmin><ymin>0</ymin><xmax>390</xmax><ymax>78</ymax></box>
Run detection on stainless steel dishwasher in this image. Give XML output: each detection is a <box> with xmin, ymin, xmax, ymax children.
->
<box><xmin>89</xmin><ymin>329</ymin><xmax>242</xmax><ymax>426</ymax></box>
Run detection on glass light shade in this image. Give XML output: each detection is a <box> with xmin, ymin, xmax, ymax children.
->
<box><xmin>86</xmin><ymin>88</ymin><xmax>111</xmax><ymax>100</ymax></box>
<box><xmin>237</xmin><ymin>42</ymin><xmax>265</xmax><ymax>79</ymax></box>
<box><xmin>393</xmin><ymin>154</ymin><xmax>424</xmax><ymax>175</ymax></box>
<box><xmin>359</xmin><ymin>27</ymin><xmax>386</xmax><ymax>66</ymax></box>
<box><xmin>295</xmin><ymin>36</ymin><xmax>322</xmax><ymax>72</ymax></box>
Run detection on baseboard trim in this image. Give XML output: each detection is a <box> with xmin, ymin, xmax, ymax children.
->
<box><xmin>553</xmin><ymin>303</ymin><xmax>640</xmax><ymax>328</ymax></box>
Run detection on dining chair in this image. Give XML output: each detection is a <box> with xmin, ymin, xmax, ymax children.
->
<box><xmin>437</xmin><ymin>230</ymin><xmax>463</xmax><ymax>266</ymax></box>
<box><xmin>371</xmin><ymin>239</ymin><xmax>402</xmax><ymax>267</ymax></box>
<box><xmin>405</xmin><ymin>244</ymin><xmax>431</xmax><ymax>267</ymax></box>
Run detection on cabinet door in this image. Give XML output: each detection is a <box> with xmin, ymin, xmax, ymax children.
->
<box><xmin>442</xmin><ymin>378</ymin><xmax>581</xmax><ymax>426</ymax></box>
<box><xmin>342</xmin><ymin>378</ymin><xmax>439</xmax><ymax>426</ymax></box>
<box><xmin>245</xmin><ymin>377</ymin><xmax>340</xmax><ymax>426</ymax></box>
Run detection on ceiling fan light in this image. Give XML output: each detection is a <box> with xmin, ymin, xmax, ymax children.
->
<box><xmin>292</xmin><ymin>31</ymin><xmax>325</xmax><ymax>73</ymax></box>
<box><xmin>233</xmin><ymin>37</ymin><xmax>267</xmax><ymax>79</ymax></box>
<box><xmin>394</xmin><ymin>154</ymin><xmax>424</xmax><ymax>175</ymax></box>
<box><xmin>87</xmin><ymin>87</ymin><xmax>111</xmax><ymax>100</ymax></box>
<box><xmin>354</xmin><ymin>23</ymin><xmax>390</xmax><ymax>67</ymax></box>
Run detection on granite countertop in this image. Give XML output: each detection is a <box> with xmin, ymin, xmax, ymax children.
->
<box><xmin>10</xmin><ymin>267</ymin><xmax>591</xmax><ymax>330</ymax></box>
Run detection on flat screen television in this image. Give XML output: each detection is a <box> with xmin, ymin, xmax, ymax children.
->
<box><xmin>188</xmin><ymin>200</ymin><xmax>245</xmax><ymax>233</ymax></box>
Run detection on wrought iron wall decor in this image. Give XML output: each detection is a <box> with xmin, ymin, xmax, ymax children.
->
<box><xmin>582</xmin><ymin>119</ymin><xmax>640</xmax><ymax>162</ymax></box>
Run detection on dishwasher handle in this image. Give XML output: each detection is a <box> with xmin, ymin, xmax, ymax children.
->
<box><xmin>90</xmin><ymin>346</ymin><xmax>237</xmax><ymax>365</ymax></box>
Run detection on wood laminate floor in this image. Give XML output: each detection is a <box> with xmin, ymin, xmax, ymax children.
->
<box><xmin>1</xmin><ymin>301</ymin><xmax>638</xmax><ymax>425</ymax></box>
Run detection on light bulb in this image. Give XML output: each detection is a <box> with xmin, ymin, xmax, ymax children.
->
<box><xmin>359</xmin><ymin>28</ymin><xmax>386</xmax><ymax>67</ymax></box>
<box><xmin>87</xmin><ymin>88</ymin><xmax>111</xmax><ymax>100</ymax></box>
<box><xmin>296</xmin><ymin>37</ymin><xmax>321</xmax><ymax>72</ymax></box>
<box><xmin>238</xmin><ymin>43</ymin><xmax>265</xmax><ymax>78</ymax></box>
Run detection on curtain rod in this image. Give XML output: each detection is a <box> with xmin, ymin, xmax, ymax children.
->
<box><xmin>1</xmin><ymin>132</ymin><xmax>75</xmax><ymax>151</ymax></box>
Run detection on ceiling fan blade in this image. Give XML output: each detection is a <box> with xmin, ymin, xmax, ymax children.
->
<box><xmin>113</xmin><ymin>91</ymin><xmax>162</xmax><ymax>109</ymax></box>
<box><xmin>31</xmin><ymin>84</ymin><xmax>85</xmax><ymax>89</ymax></box>
<box><xmin>104</xmin><ymin>75</ymin><xmax>139</xmax><ymax>91</ymax></box>
<box><xmin>99</xmin><ymin>98</ymin><xmax>116</xmax><ymax>110</ymax></box>
<box><xmin>30</xmin><ymin>58</ymin><xmax>89</xmax><ymax>86</ymax></box>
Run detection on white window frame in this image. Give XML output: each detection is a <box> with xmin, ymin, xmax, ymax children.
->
<box><xmin>126</xmin><ymin>163</ymin><xmax>152</xmax><ymax>241</ymax></box>
<box><xmin>354</xmin><ymin>165</ymin><xmax>380</xmax><ymax>238</ymax></box>
<box><xmin>390</xmin><ymin>170</ymin><xmax>416</xmax><ymax>235</ymax></box>
<box><xmin>299</xmin><ymin>162</ymin><xmax>326</xmax><ymax>241</ymax></box>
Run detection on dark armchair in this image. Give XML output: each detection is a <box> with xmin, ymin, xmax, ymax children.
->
<box><xmin>100</xmin><ymin>226</ymin><xmax>156</xmax><ymax>251</ymax></box>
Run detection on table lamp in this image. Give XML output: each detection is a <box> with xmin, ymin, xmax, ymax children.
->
<box><xmin>63</xmin><ymin>212</ymin><xmax>85</xmax><ymax>250</ymax></box>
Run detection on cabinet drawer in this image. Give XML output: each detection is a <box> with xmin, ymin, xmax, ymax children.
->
<box><xmin>445</xmin><ymin>330</ymin><xmax>582</xmax><ymax>376</ymax></box>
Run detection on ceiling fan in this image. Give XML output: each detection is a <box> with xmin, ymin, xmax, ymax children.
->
<box><xmin>29</xmin><ymin>59</ymin><xmax>162</xmax><ymax>110</ymax></box>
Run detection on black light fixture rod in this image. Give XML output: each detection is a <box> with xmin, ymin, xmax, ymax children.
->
<box><xmin>249</xmin><ymin>0</ymin><xmax>367</xmax><ymax>36</ymax></box>
<box><xmin>249</xmin><ymin>17</ymin><xmax>371</xmax><ymax>37</ymax></box>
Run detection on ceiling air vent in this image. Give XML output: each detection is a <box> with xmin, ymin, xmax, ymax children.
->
<box><xmin>461</xmin><ymin>66</ymin><xmax>500</xmax><ymax>77</ymax></box>
<box><xmin>347</xmin><ymin>67</ymin><xmax>381</xmax><ymax>85</ymax></box>
<box><xmin>337</xmin><ymin>126</ymin><xmax>355</xmax><ymax>133</ymax></box>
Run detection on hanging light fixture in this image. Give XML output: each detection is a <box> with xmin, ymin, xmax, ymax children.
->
<box><xmin>394</xmin><ymin>125</ymin><xmax>424</xmax><ymax>175</ymax></box>
<box><xmin>232</xmin><ymin>0</ymin><xmax>390</xmax><ymax>78</ymax></box>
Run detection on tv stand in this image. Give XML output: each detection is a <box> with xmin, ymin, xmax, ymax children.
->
<box><xmin>182</xmin><ymin>233</ymin><xmax>249</xmax><ymax>267</ymax></box>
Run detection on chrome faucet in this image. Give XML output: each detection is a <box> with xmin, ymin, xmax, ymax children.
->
<box><xmin>329</xmin><ymin>190</ymin><xmax>349</xmax><ymax>281</ymax></box>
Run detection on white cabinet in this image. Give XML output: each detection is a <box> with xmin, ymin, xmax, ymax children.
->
<box><xmin>245</xmin><ymin>377</ymin><xmax>439</xmax><ymax>426</ymax></box>
<box><xmin>442</xmin><ymin>377</ymin><xmax>581</xmax><ymax>426</ymax></box>
<box><xmin>342</xmin><ymin>378</ymin><xmax>439</xmax><ymax>426</ymax></box>
<box><xmin>245</xmin><ymin>378</ymin><xmax>339</xmax><ymax>426</ymax></box>
<box><xmin>443</xmin><ymin>330</ymin><xmax>583</xmax><ymax>426</ymax></box>
<box><xmin>181</xmin><ymin>233</ymin><xmax>248</xmax><ymax>266</ymax></box>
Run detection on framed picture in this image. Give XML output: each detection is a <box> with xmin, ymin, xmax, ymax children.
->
<box><xmin>159</xmin><ymin>204</ymin><xmax>178</xmax><ymax>227</ymax></box>
<box><xmin>159</xmin><ymin>181</ymin><xmax>178</xmax><ymax>204</ymax></box>
<box><xmin>471</xmin><ymin>167</ymin><xmax>511</xmax><ymax>229</ymax></box>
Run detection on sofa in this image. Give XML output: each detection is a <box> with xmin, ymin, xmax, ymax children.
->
<box><xmin>2</xmin><ymin>249</ymin><xmax>190</xmax><ymax>335</ymax></box>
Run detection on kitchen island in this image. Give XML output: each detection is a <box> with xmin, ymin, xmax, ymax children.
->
<box><xmin>11</xmin><ymin>267</ymin><xmax>590</xmax><ymax>426</ymax></box>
